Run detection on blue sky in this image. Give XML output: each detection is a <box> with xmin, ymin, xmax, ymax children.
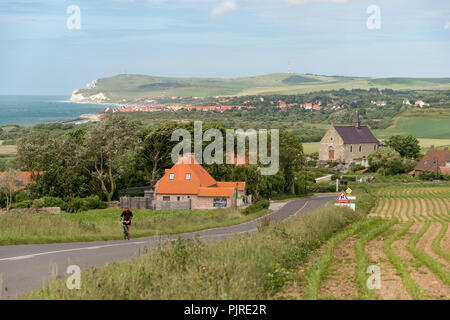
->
<box><xmin>0</xmin><ymin>0</ymin><xmax>449</xmax><ymax>95</ymax></box>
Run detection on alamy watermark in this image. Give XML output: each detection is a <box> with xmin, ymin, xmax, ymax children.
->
<box><xmin>66</xmin><ymin>265</ymin><xmax>81</xmax><ymax>290</ymax></box>
<box><xmin>367</xmin><ymin>5</ymin><xmax>381</xmax><ymax>30</ymax></box>
<box><xmin>171</xmin><ymin>121</ymin><xmax>279</xmax><ymax>175</ymax></box>
<box><xmin>366</xmin><ymin>265</ymin><xmax>381</xmax><ymax>290</ymax></box>
<box><xmin>67</xmin><ymin>5</ymin><xmax>81</xmax><ymax>30</ymax></box>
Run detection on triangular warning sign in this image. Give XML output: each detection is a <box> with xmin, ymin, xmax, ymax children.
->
<box><xmin>337</xmin><ymin>191</ymin><xmax>349</xmax><ymax>202</ymax></box>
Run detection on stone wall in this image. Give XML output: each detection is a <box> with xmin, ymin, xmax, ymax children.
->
<box><xmin>120</xmin><ymin>197</ymin><xmax>153</xmax><ymax>209</ymax></box>
<box><xmin>153</xmin><ymin>200</ymin><xmax>191</xmax><ymax>210</ymax></box>
<box><xmin>0</xmin><ymin>207</ymin><xmax>61</xmax><ymax>214</ymax></box>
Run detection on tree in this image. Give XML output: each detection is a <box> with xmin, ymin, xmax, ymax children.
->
<box><xmin>368</xmin><ymin>147</ymin><xmax>403</xmax><ymax>175</ymax></box>
<box><xmin>279</xmin><ymin>130</ymin><xmax>305</xmax><ymax>194</ymax></box>
<box><xmin>137</xmin><ymin>122</ymin><xmax>189</xmax><ymax>185</ymax></box>
<box><xmin>0</xmin><ymin>170</ymin><xmax>19</xmax><ymax>211</ymax></box>
<box><xmin>79</xmin><ymin>115</ymin><xmax>139</xmax><ymax>201</ymax></box>
<box><xmin>385</xmin><ymin>135</ymin><xmax>421</xmax><ymax>159</ymax></box>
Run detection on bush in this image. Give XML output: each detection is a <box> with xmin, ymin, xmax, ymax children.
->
<box><xmin>68</xmin><ymin>195</ymin><xmax>107</xmax><ymax>212</ymax></box>
<box><xmin>32</xmin><ymin>197</ymin><xmax>67</xmax><ymax>210</ymax></box>
<box><xmin>12</xmin><ymin>200</ymin><xmax>32</xmax><ymax>208</ymax></box>
<box><xmin>15</xmin><ymin>192</ymin><xmax>30</xmax><ymax>203</ymax></box>
<box><xmin>243</xmin><ymin>199</ymin><xmax>270</xmax><ymax>215</ymax></box>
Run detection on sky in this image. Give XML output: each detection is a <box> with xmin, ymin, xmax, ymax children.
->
<box><xmin>0</xmin><ymin>0</ymin><xmax>449</xmax><ymax>95</ymax></box>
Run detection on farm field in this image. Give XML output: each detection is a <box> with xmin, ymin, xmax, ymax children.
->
<box><xmin>281</xmin><ymin>184</ymin><xmax>450</xmax><ymax>300</ymax></box>
<box><xmin>0</xmin><ymin>141</ymin><xmax>17</xmax><ymax>155</ymax></box>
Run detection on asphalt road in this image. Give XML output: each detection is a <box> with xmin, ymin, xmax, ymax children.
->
<box><xmin>0</xmin><ymin>193</ymin><xmax>336</xmax><ymax>299</ymax></box>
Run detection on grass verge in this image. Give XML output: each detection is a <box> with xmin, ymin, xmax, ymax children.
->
<box><xmin>0</xmin><ymin>207</ymin><xmax>270</xmax><ymax>245</ymax></box>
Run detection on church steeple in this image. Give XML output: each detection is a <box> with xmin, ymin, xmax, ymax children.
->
<box><xmin>353</xmin><ymin>110</ymin><xmax>360</xmax><ymax>128</ymax></box>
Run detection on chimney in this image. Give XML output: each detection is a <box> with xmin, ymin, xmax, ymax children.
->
<box><xmin>430</xmin><ymin>145</ymin><xmax>435</xmax><ymax>149</ymax></box>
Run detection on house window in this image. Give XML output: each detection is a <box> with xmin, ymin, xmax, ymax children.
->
<box><xmin>330</xmin><ymin>137</ymin><xmax>333</xmax><ymax>141</ymax></box>
<box><xmin>163</xmin><ymin>196</ymin><xmax>170</xmax><ymax>201</ymax></box>
<box><xmin>350</xmin><ymin>146</ymin><xmax>353</xmax><ymax>152</ymax></box>
<box><xmin>185</xmin><ymin>173</ymin><xmax>191</xmax><ymax>181</ymax></box>
<box><xmin>177</xmin><ymin>196</ymin><xmax>181</xmax><ymax>201</ymax></box>
<box><xmin>169</xmin><ymin>173</ymin><xmax>174</xmax><ymax>180</ymax></box>
<box><xmin>359</xmin><ymin>146</ymin><xmax>362</xmax><ymax>152</ymax></box>
<box><xmin>374</xmin><ymin>145</ymin><xmax>376</xmax><ymax>150</ymax></box>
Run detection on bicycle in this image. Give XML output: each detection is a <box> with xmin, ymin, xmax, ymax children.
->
<box><xmin>120</xmin><ymin>219</ymin><xmax>131</xmax><ymax>240</ymax></box>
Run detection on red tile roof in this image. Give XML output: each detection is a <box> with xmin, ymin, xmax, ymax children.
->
<box><xmin>414</xmin><ymin>147</ymin><xmax>450</xmax><ymax>172</ymax></box>
<box><xmin>0</xmin><ymin>172</ymin><xmax>42</xmax><ymax>191</ymax></box>
<box><xmin>155</xmin><ymin>155</ymin><xmax>245</xmax><ymax>197</ymax></box>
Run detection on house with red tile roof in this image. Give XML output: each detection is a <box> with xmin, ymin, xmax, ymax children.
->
<box><xmin>0</xmin><ymin>172</ymin><xmax>42</xmax><ymax>192</ymax></box>
<box><xmin>411</xmin><ymin>146</ymin><xmax>450</xmax><ymax>176</ymax></box>
<box><xmin>154</xmin><ymin>155</ymin><xmax>246</xmax><ymax>210</ymax></box>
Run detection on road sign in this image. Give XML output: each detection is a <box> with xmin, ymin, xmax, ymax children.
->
<box><xmin>347</xmin><ymin>196</ymin><xmax>356</xmax><ymax>200</ymax></box>
<box><xmin>335</xmin><ymin>203</ymin><xmax>355</xmax><ymax>211</ymax></box>
<box><xmin>337</xmin><ymin>191</ymin><xmax>349</xmax><ymax>202</ymax></box>
<box><xmin>346</xmin><ymin>187</ymin><xmax>352</xmax><ymax>194</ymax></box>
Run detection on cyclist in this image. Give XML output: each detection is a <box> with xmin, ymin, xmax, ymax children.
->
<box><xmin>120</xmin><ymin>207</ymin><xmax>133</xmax><ymax>239</ymax></box>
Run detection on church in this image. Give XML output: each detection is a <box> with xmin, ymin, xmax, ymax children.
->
<box><xmin>319</xmin><ymin>111</ymin><xmax>381</xmax><ymax>164</ymax></box>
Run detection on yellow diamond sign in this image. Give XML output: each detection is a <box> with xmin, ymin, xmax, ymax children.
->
<box><xmin>346</xmin><ymin>188</ymin><xmax>352</xmax><ymax>194</ymax></box>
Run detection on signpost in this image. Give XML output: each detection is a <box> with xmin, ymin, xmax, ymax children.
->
<box><xmin>346</xmin><ymin>187</ymin><xmax>356</xmax><ymax>200</ymax></box>
<box><xmin>335</xmin><ymin>190</ymin><xmax>355</xmax><ymax>211</ymax></box>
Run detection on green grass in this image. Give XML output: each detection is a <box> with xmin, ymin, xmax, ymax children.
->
<box><xmin>408</xmin><ymin>221</ymin><xmax>450</xmax><ymax>286</ymax></box>
<box><xmin>382</xmin><ymin>219</ymin><xmax>428</xmax><ymax>300</ymax></box>
<box><xmin>303</xmin><ymin>217</ymin><xmax>379</xmax><ymax>300</ymax></box>
<box><xmin>0</xmin><ymin>207</ymin><xmax>270</xmax><ymax>245</ymax></box>
<box><xmin>302</xmin><ymin>142</ymin><xmax>320</xmax><ymax>154</ymax></box>
<box><xmin>432</xmin><ymin>222</ymin><xmax>450</xmax><ymax>261</ymax></box>
<box><xmin>374</xmin><ymin>119</ymin><xmax>450</xmax><ymax>139</ymax></box>
<box><xmin>355</xmin><ymin>218</ymin><xmax>396</xmax><ymax>300</ymax></box>
<box><xmin>75</xmin><ymin>73</ymin><xmax>450</xmax><ymax>99</ymax></box>
<box><xmin>24</xmin><ymin>206</ymin><xmax>363</xmax><ymax>299</ymax></box>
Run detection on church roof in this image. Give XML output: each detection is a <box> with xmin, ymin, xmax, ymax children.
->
<box><xmin>333</xmin><ymin>126</ymin><xmax>380</xmax><ymax>144</ymax></box>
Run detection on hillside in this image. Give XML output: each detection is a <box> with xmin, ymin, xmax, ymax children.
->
<box><xmin>70</xmin><ymin>73</ymin><xmax>450</xmax><ymax>102</ymax></box>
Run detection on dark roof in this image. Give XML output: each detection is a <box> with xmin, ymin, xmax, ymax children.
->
<box><xmin>414</xmin><ymin>147</ymin><xmax>450</xmax><ymax>172</ymax></box>
<box><xmin>333</xmin><ymin>126</ymin><xmax>380</xmax><ymax>144</ymax></box>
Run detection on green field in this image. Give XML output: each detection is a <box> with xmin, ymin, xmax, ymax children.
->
<box><xmin>0</xmin><ymin>207</ymin><xmax>270</xmax><ymax>245</ymax></box>
<box><xmin>374</xmin><ymin>118</ymin><xmax>450</xmax><ymax>139</ymax></box>
<box><xmin>74</xmin><ymin>73</ymin><xmax>450</xmax><ymax>99</ymax></box>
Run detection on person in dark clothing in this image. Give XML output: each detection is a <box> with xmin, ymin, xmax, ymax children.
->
<box><xmin>120</xmin><ymin>207</ymin><xmax>133</xmax><ymax>236</ymax></box>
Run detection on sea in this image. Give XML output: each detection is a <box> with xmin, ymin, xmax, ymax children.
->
<box><xmin>0</xmin><ymin>95</ymin><xmax>108</xmax><ymax>127</ymax></box>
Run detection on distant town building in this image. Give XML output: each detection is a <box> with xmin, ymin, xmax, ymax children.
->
<box><xmin>319</xmin><ymin>111</ymin><xmax>381</xmax><ymax>163</ymax></box>
<box><xmin>414</xmin><ymin>99</ymin><xmax>430</xmax><ymax>108</ymax></box>
<box><xmin>411</xmin><ymin>146</ymin><xmax>450</xmax><ymax>176</ymax></box>
<box><xmin>402</xmin><ymin>99</ymin><xmax>411</xmax><ymax>105</ymax></box>
<box><xmin>153</xmin><ymin>155</ymin><xmax>247</xmax><ymax>210</ymax></box>
<box><xmin>370</xmin><ymin>100</ymin><xmax>387</xmax><ymax>106</ymax></box>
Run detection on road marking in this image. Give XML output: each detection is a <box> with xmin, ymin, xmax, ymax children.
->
<box><xmin>293</xmin><ymin>201</ymin><xmax>309</xmax><ymax>216</ymax></box>
<box><xmin>0</xmin><ymin>241</ymin><xmax>146</xmax><ymax>262</ymax></box>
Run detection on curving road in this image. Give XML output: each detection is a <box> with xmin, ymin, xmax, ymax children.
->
<box><xmin>0</xmin><ymin>193</ymin><xmax>336</xmax><ymax>299</ymax></box>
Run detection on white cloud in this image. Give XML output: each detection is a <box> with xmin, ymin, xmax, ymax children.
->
<box><xmin>211</xmin><ymin>0</ymin><xmax>238</xmax><ymax>18</ymax></box>
<box><xmin>445</xmin><ymin>21</ymin><xmax>450</xmax><ymax>29</ymax></box>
